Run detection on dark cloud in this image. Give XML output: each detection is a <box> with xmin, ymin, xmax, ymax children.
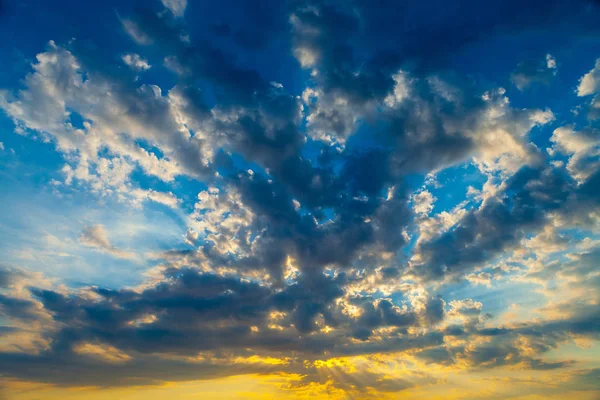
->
<box><xmin>416</xmin><ymin>347</ymin><xmax>455</xmax><ymax>365</ymax></box>
<box><xmin>413</xmin><ymin>166</ymin><xmax>574</xmax><ymax>281</ymax></box>
<box><xmin>0</xmin><ymin>294</ymin><xmax>39</xmax><ymax>322</ymax></box>
<box><xmin>416</xmin><ymin>307</ymin><xmax>599</xmax><ymax>370</ymax></box>
<box><xmin>422</xmin><ymin>296</ymin><xmax>445</xmax><ymax>325</ymax></box>
<box><xmin>0</xmin><ymin>265</ymin><xmax>20</xmax><ymax>288</ymax></box>
<box><xmin>0</xmin><ymin>264</ymin><xmax>596</xmax><ymax>387</ymax></box>
<box><xmin>288</xmin><ymin>0</ymin><xmax>600</xmax><ymax>138</ymax></box>
<box><xmin>292</xmin><ymin>0</ymin><xmax>600</xmax><ymax>76</ymax></box>
<box><xmin>0</xmin><ymin>350</ymin><xmax>283</xmax><ymax>388</ymax></box>
<box><xmin>350</xmin><ymin>297</ymin><xmax>417</xmax><ymax>340</ymax></box>
<box><xmin>0</xmin><ymin>266</ymin><xmax>443</xmax><ymax>386</ymax></box>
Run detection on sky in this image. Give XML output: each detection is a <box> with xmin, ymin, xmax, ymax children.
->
<box><xmin>0</xmin><ymin>0</ymin><xmax>599</xmax><ymax>399</ymax></box>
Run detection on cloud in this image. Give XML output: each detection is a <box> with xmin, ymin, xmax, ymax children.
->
<box><xmin>1</xmin><ymin>0</ymin><xmax>600</xmax><ymax>396</ymax></box>
<box><xmin>412</xmin><ymin>190</ymin><xmax>436</xmax><ymax>216</ymax></box>
<box><xmin>79</xmin><ymin>225</ymin><xmax>111</xmax><ymax>249</ymax></box>
<box><xmin>550</xmin><ymin>126</ymin><xmax>600</xmax><ymax>182</ymax></box>
<box><xmin>577</xmin><ymin>58</ymin><xmax>600</xmax><ymax>96</ymax></box>
<box><xmin>577</xmin><ymin>58</ymin><xmax>600</xmax><ymax>119</ymax></box>
<box><xmin>0</xmin><ymin>42</ymin><xmax>212</xmax><ymax>205</ymax></box>
<box><xmin>184</xmin><ymin>228</ymin><xmax>198</xmax><ymax>245</ymax></box>
<box><xmin>161</xmin><ymin>0</ymin><xmax>187</xmax><ymax>18</ymax></box>
<box><xmin>144</xmin><ymin>189</ymin><xmax>181</xmax><ymax>208</ymax></box>
<box><xmin>120</xmin><ymin>18</ymin><xmax>153</xmax><ymax>45</ymax></box>
<box><xmin>79</xmin><ymin>224</ymin><xmax>136</xmax><ymax>260</ymax></box>
<box><xmin>412</xmin><ymin>166</ymin><xmax>573</xmax><ymax>282</ymax></box>
<box><xmin>0</xmin><ymin>262</ymin><xmax>596</xmax><ymax>387</ymax></box>
<box><xmin>121</xmin><ymin>53</ymin><xmax>151</xmax><ymax>71</ymax></box>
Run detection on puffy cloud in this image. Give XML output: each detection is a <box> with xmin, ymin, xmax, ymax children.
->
<box><xmin>121</xmin><ymin>53</ymin><xmax>151</xmax><ymax>71</ymax></box>
<box><xmin>187</xmin><ymin>186</ymin><xmax>256</xmax><ymax>258</ymax></box>
<box><xmin>412</xmin><ymin>190</ymin><xmax>436</xmax><ymax>216</ymax></box>
<box><xmin>577</xmin><ymin>58</ymin><xmax>600</xmax><ymax>96</ymax></box>
<box><xmin>0</xmin><ymin>42</ymin><xmax>213</xmax><ymax>206</ymax></box>
<box><xmin>551</xmin><ymin>126</ymin><xmax>600</xmax><ymax>182</ymax></box>
<box><xmin>577</xmin><ymin>58</ymin><xmax>600</xmax><ymax>119</ymax></box>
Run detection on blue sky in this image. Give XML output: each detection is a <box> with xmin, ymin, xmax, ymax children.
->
<box><xmin>1</xmin><ymin>0</ymin><xmax>600</xmax><ymax>399</ymax></box>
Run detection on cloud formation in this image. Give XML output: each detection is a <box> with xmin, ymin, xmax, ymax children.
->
<box><xmin>1</xmin><ymin>0</ymin><xmax>600</xmax><ymax>398</ymax></box>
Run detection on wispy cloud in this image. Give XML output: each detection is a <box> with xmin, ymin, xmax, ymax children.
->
<box><xmin>79</xmin><ymin>224</ymin><xmax>137</xmax><ymax>260</ymax></box>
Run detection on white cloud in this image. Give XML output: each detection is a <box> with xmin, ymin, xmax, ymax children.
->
<box><xmin>384</xmin><ymin>70</ymin><xmax>412</xmax><ymax>108</ymax></box>
<box><xmin>521</xmin><ymin>225</ymin><xmax>570</xmax><ymax>259</ymax></box>
<box><xmin>466</xmin><ymin>272</ymin><xmax>493</xmax><ymax>287</ymax></box>
<box><xmin>577</xmin><ymin>58</ymin><xmax>600</xmax><ymax>96</ymax></box>
<box><xmin>120</xmin><ymin>19</ymin><xmax>152</xmax><ymax>45</ymax></box>
<box><xmin>414</xmin><ymin>201</ymin><xmax>469</xmax><ymax>246</ymax></box>
<box><xmin>577</xmin><ymin>58</ymin><xmax>600</xmax><ymax>120</ymax></box>
<box><xmin>551</xmin><ymin>126</ymin><xmax>600</xmax><ymax>182</ymax></box>
<box><xmin>412</xmin><ymin>190</ymin><xmax>436</xmax><ymax>216</ymax></box>
<box><xmin>464</xmin><ymin>88</ymin><xmax>554</xmax><ymax>176</ymax></box>
<box><xmin>188</xmin><ymin>187</ymin><xmax>256</xmax><ymax>257</ymax></box>
<box><xmin>161</xmin><ymin>0</ymin><xmax>187</xmax><ymax>17</ymax></box>
<box><xmin>144</xmin><ymin>190</ymin><xmax>181</xmax><ymax>208</ymax></box>
<box><xmin>301</xmin><ymin>86</ymin><xmax>359</xmax><ymax>145</ymax></box>
<box><xmin>122</xmin><ymin>53</ymin><xmax>151</xmax><ymax>72</ymax></box>
<box><xmin>546</xmin><ymin>53</ymin><xmax>557</xmax><ymax>69</ymax></box>
<box><xmin>0</xmin><ymin>43</ymin><xmax>214</xmax><ymax>208</ymax></box>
